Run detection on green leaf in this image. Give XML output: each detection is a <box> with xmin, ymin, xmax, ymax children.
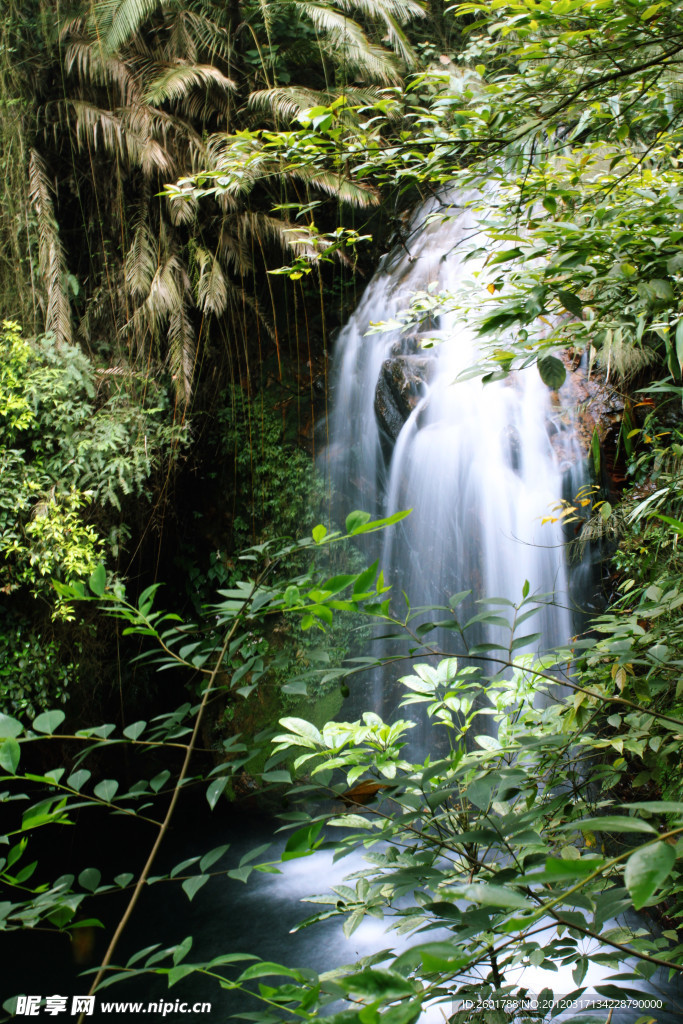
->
<box><xmin>676</xmin><ymin>320</ymin><xmax>683</xmax><ymax>375</ymax></box>
<box><xmin>150</xmin><ymin>770</ymin><xmax>171</xmax><ymax>793</ymax></box>
<box><xmin>455</xmin><ymin>883</ymin><xmax>530</xmax><ymax>909</ymax></box>
<box><xmin>78</xmin><ymin>868</ymin><xmax>101</xmax><ymax>892</ymax></box>
<box><xmin>282</xmin><ymin>822</ymin><xmax>323</xmax><ymax>861</ymax></box>
<box><xmin>168</xmin><ymin>964</ymin><xmax>196</xmax><ymax>987</ymax></box>
<box><xmin>172</xmin><ymin>935</ymin><xmax>193</xmax><ymax>965</ymax></box>
<box><xmin>537</xmin><ymin>355</ymin><xmax>566</xmax><ymax>390</ymax></box>
<box><xmin>206</xmin><ymin>777</ymin><xmax>229</xmax><ymax>810</ymax></box>
<box><xmin>237</xmin><ymin>961</ymin><xmax>304</xmax><ymax>982</ymax></box>
<box><xmin>123</xmin><ymin>720</ymin><xmax>146</xmax><ymax>740</ymax></box>
<box><xmin>621</xmin><ymin>801</ymin><xmax>683</xmax><ymax>816</ymax></box>
<box><xmin>555</xmin><ymin>288</ymin><xmax>583</xmax><ymax>318</ymax></box>
<box><xmin>32</xmin><ymin>710</ymin><xmax>66</xmax><ymax>734</ymax></box>
<box><xmin>467</xmin><ymin>777</ymin><xmax>494</xmax><ymax>810</ymax></box>
<box><xmin>94</xmin><ymin>779</ymin><xmax>119</xmax><ymax>802</ymax></box>
<box><xmin>591</xmin><ymin>426</ymin><xmax>601</xmax><ymax>477</ymax></box>
<box><xmin>199</xmin><ymin>845</ymin><xmax>229</xmax><ymax>873</ymax></box>
<box><xmin>0</xmin><ymin>714</ymin><xmax>22</xmax><ymax>739</ymax></box>
<box><xmin>345</xmin><ymin>510</ymin><xmax>372</xmax><ymax>534</ymax></box>
<box><xmin>67</xmin><ymin>770</ymin><xmax>91</xmax><ymax>791</ymax></box>
<box><xmin>89</xmin><ymin>564</ymin><xmax>107</xmax><ymax>597</ymax></box>
<box><xmin>278</xmin><ymin>718</ymin><xmax>322</xmax><ymax>747</ymax></box>
<box><xmin>312</xmin><ymin>524</ymin><xmax>328</xmax><ymax>544</ymax></box>
<box><xmin>0</xmin><ymin>739</ymin><xmax>20</xmax><ymax>774</ymax></box>
<box><xmin>262</xmin><ymin>770</ymin><xmax>292</xmax><ymax>784</ymax></box>
<box><xmin>339</xmin><ymin>969</ymin><xmax>414</xmax><ymax>999</ymax></box>
<box><xmin>181</xmin><ymin>875</ymin><xmax>210</xmax><ymax>901</ymax></box>
<box><xmin>352</xmin><ymin>560</ymin><xmax>379</xmax><ymax>597</ymax></box>
<box><xmin>559</xmin><ymin>816</ymin><xmax>657</xmax><ymax>834</ymax></box>
<box><xmin>624</xmin><ymin>842</ymin><xmax>676</xmax><ymax>910</ymax></box>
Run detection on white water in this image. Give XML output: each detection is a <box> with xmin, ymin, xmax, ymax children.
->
<box><xmin>326</xmin><ymin>197</ymin><xmax>581</xmax><ymax>728</ymax></box>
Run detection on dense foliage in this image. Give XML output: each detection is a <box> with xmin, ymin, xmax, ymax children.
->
<box><xmin>3</xmin><ymin>0</ymin><xmax>683</xmax><ymax>1022</ymax></box>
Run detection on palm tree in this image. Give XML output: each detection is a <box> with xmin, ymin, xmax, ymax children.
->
<box><xmin>1</xmin><ymin>0</ymin><xmax>422</xmax><ymax>405</ymax></box>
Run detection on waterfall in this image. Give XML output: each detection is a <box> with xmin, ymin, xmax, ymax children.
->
<box><xmin>325</xmin><ymin>198</ymin><xmax>583</xmax><ymax>730</ymax></box>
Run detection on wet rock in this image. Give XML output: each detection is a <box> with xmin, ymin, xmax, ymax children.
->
<box><xmin>504</xmin><ymin>424</ymin><xmax>522</xmax><ymax>472</ymax></box>
<box><xmin>374</xmin><ymin>355</ymin><xmax>435</xmax><ymax>442</ymax></box>
<box><xmin>547</xmin><ymin>353</ymin><xmax>625</xmax><ymax>470</ymax></box>
<box><xmin>389</xmin><ymin>335</ymin><xmax>420</xmax><ymax>357</ymax></box>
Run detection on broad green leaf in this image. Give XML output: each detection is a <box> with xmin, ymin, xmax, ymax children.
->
<box><xmin>555</xmin><ymin>288</ymin><xmax>583</xmax><ymax>318</ymax></box>
<box><xmin>537</xmin><ymin>355</ymin><xmax>566</xmax><ymax>390</ymax></box>
<box><xmin>172</xmin><ymin>935</ymin><xmax>193</xmax><ymax>965</ymax></box>
<box><xmin>454</xmin><ymin>883</ymin><xmax>530</xmax><ymax>909</ymax></box>
<box><xmin>206</xmin><ymin>777</ymin><xmax>229</xmax><ymax>810</ymax></box>
<box><xmin>199</xmin><ymin>845</ymin><xmax>229</xmax><ymax>872</ymax></box>
<box><xmin>182</xmin><ymin>875</ymin><xmax>209</xmax><ymax>901</ymax></box>
<box><xmin>168</xmin><ymin>964</ymin><xmax>196</xmax><ymax>987</ymax></box>
<box><xmin>237</xmin><ymin>961</ymin><xmax>304</xmax><ymax>982</ymax></box>
<box><xmin>624</xmin><ymin>842</ymin><xmax>676</xmax><ymax>909</ymax></box>
<box><xmin>150</xmin><ymin>770</ymin><xmax>171</xmax><ymax>793</ymax></box>
<box><xmin>312</xmin><ymin>524</ymin><xmax>328</xmax><ymax>543</ymax></box>
<box><xmin>278</xmin><ymin>718</ymin><xmax>322</xmax><ymax>746</ymax></box>
<box><xmin>93</xmin><ymin>779</ymin><xmax>119</xmax><ymax>802</ymax></box>
<box><xmin>591</xmin><ymin>426</ymin><xmax>601</xmax><ymax>477</ymax></box>
<box><xmin>89</xmin><ymin>564</ymin><xmax>107</xmax><ymax>597</ymax></box>
<box><xmin>78</xmin><ymin>868</ymin><xmax>101</xmax><ymax>892</ymax></box>
<box><xmin>262</xmin><ymin>770</ymin><xmax>292</xmax><ymax>784</ymax></box>
<box><xmin>559</xmin><ymin>816</ymin><xmax>657</xmax><ymax>834</ymax></box>
<box><xmin>0</xmin><ymin>714</ymin><xmax>22</xmax><ymax>739</ymax></box>
<box><xmin>676</xmin><ymin>319</ymin><xmax>683</xmax><ymax>375</ymax></box>
<box><xmin>621</xmin><ymin>802</ymin><xmax>683</xmax><ymax>816</ymax></box>
<box><xmin>345</xmin><ymin>510</ymin><xmax>372</xmax><ymax>534</ymax></box>
<box><xmin>0</xmin><ymin>739</ymin><xmax>20</xmax><ymax>774</ymax></box>
<box><xmin>67</xmin><ymin>770</ymin><xmax>91</xmax><ymax>791</ymax></box>
<box><xmin>339</xmin><ymin>969</ymin><xmax>414</xmax><ymax>999</ymax></box>
<box><xmin>32</xmin><ymin>711</ymin><xmax>65</xmax><ymax>735</ymax></box>
<box><xmin>282</xmin><ymin>822</ymin><xmax>323</xmax><ymax>861</ymax></box>
<box><xmin>123</xmin><ymin>720</ymin><xmax>146</xmax><ymax>740</ymax></box>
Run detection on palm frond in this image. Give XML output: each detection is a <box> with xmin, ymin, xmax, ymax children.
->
<box><xmin>167</xmin><ymin>302</ymin><xmax>195</xmax><ymax>404</ymax></box>
<box><xmin>333</xmin><ymin>0</ymin><xmax>426</xmax><ymax>21</ymax></box>
<box><xmin>27</xmin><ymin>149</ymin><xmax>72</xmax><ymax>348</ymax></box>
<box><xmin>172</xmin><ymin>10</ymin><xmax>234</xmax><ymax>66</ymax></box>
<box><xmin>598</xmin><ymin>330</ymin><xmax>657</xmax><ymax>382</ymax></box>
<box><xmin>167</xmin><ymin>191</ymin><xmax>198</xmax><ymax>225</ymax></box>
<box><xmin>296</xmin><ymin>3</ymin><xmax>401</xmax><ymax>84</ymax></box>
<box><xmin>379</xmin><ymin>11</ymin><xmax>418</xmax><ymax>67</ymax></box>
<box><xmin>248</xmin><ymin>86</ymin><xmax>335</xmax><ymax>120</ymax></box>
<box><xmin>94</xmin><ymin>0</ymin><xmax>164</xmax><ymax>53</ymax></box>
<box><xmin>64</xmin><ymin>38</ymin><xmax>142</xmax><ymax>107</ymax></box>
<box><xmin>194</xmin><ymin>247</ymin><xmax>227</xmax><ymax>316</ymax></box>
<box><xmin>249</xmin><ymin>84</ymin><xmax>389</xmax><ymax>122</ymax></box>
<box><xmin>332</xmin><ymin>0</ymin><xmax>423</xmax><ymax>65</ymax></box>
<box><xmin>68</xmin><ymin>99</ymin><xmax>174</xmax><ymax>175</ymax></box>
<box><xmin>142</xmin><ymin>254</ymin><xmax>185</xmax><ymax>330</ymax></box>
<box><xmin>217</xmin><ymin>222</ymin><xmax>254</xmax><ymax>276</ymax></box>
<box><xmin>145</xmin><ymin>62</ymin><xmax>236</xmax><ymax>106</ymax></box>
<box><xmin>125</xmin><ymin>213</ymin><xmax>157</xmax><ymax>299</ymax></box>
<box><xmin>289</xmin><ymin>166</ymin><xmax>379</xmax><ymax>206</ymax></box>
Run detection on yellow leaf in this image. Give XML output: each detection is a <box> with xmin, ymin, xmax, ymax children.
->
<box><xmin>487</xmin><ymin>283</ymin><xmax>495</xmax><ymax>294</ymax></box>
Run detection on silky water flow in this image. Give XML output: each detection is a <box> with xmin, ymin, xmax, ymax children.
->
<box><xmin>325</xmin><ymin>197</ymin><xmax>581</xmax><ymax>745</ymax></box>
<box><xmin>318</xmin><ymin>196</ymin><xmax>682</xmax><ymax>1021</ymax></box>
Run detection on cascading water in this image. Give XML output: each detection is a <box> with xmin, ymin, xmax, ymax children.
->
<box><xmin>325</xmin><ymin>197</ymin><xmax>583</xmax><ymax>731</ymax></box>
